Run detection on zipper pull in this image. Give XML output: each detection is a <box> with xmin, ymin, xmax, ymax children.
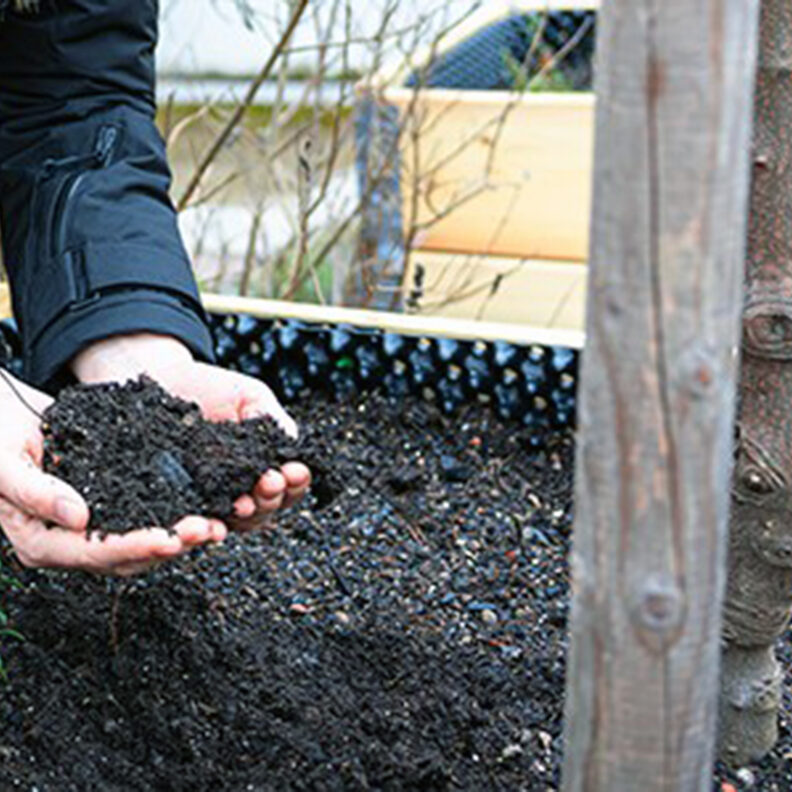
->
<box><xmin>94</xmin><ymin>126</ymin><xmax>119</xmax><ymax>167</ymax></box>
<box><xmin>41</xmin><ymin>159</ymin><xmax>57</xmax><ymax>179</ymax></box>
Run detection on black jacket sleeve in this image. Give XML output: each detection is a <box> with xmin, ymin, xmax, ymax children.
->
<box><xmin>0</xmin><ymin>0</ymin><xmax>215</xmax><ymax>389</ymax></box>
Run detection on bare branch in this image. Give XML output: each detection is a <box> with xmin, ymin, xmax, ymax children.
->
<box><xmin>176</xmin><ymin>0</ymin><xmax>311</xmax><ymax>211</ymax></box>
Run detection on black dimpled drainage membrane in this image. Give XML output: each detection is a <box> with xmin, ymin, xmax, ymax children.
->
<box><xmin>1</xmin><ymin>313</ymin><xmax>579</xmax><ymax>444</ymax></box>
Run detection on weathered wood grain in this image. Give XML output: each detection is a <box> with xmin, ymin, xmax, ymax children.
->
<box><xmin>562</xmin><ymin>0</ymin><xmax>759</xmax><ymax>788</ymax></box>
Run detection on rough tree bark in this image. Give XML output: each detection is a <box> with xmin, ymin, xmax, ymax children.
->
<box><xmin>561</xmin><ymin>1</ymin><xmax>759</xmax><ymax>789</ymax></box>
<box><xmin>719</xmin><ymin>0</ymin><xmax>792</xmax><ymax>768</ymax></box>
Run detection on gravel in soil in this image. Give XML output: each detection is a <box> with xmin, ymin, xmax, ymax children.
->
<box><xmin>0</xmin><ymin>390</ymin><xmax>791</xmax><ymax>790</ymax></box>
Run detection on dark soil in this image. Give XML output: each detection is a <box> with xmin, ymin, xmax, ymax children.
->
<box><xmin>41</xmin><ymin>376</ymin><xmax>338</xmax><ymax>536</ymax></box>
<box><xmin>0</xmin><ymin>390</ymin><xmax>790</xmax><ymax>790</ymax></box>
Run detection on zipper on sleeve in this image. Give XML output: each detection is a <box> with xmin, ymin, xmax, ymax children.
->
<box><xmin>47</xmin><ymin>124</ymin><xmax>119</xmax><ymax>262</ymax></box>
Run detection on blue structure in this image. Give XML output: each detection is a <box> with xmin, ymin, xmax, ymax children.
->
<box><xmin>406</xmin><ymin>11</ymin><xmax>594</xmax><ymax>92</ymax></box>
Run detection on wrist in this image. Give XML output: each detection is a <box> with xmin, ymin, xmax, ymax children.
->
<box><xmin>70</xmin><ymin>334</ymin><xmax>194</xmax><ymax>386</ymax></box>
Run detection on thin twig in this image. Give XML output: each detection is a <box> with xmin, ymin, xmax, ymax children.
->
<box><xmin>240</xmin><ymin>203</ymin><xmax>265</xmax><ymax>297</ymax></box>
<box><xmin>177</xmin><ymin>0</ymin><xmax>311</xmax><ymax>211</ymax></box>
<box><xmin>184</xmin><ymin>171</ymin><xmax>242</xmax><ymax>210</ymax></box>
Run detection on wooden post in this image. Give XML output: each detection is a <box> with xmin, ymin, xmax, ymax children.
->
<box><xmin>719</xmin><ymin>0</ymin><xmax>792</xmax><ymax>767</ymax></box>
<box><xmin>561</xmin><ymin>0</ymin><xmax>759</xmax><ymax>789</ymax></box>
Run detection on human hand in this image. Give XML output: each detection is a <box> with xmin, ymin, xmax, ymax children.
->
<box><xmin>71</xmin><ymin>333</ymin><xmax>311</xmax><ymax>531</ymax></box>
<box><xmin>0</xmin><ymin>370</ymin><xmax>228</xmax><ymax>575</ymax></box>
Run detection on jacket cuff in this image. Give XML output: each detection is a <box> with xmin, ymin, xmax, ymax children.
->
<box><xmin>27</xmin><ymin>290</ymin><xmax>215</xmax><ymax>390</ymax></box>
<box><xmin>20</xmin><ymin>237</ymin><xmax>215</xmax><ymax>388</ymax></box>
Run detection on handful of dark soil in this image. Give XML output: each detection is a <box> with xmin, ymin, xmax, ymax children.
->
<box><xmin>41</xmin><ymin>376</ymin><xmax>338</xmax><ymax>536</ymax></box>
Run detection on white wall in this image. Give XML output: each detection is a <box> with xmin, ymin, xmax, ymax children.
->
<box><xmin>157</xmin><ymin>0</ymin><xmax>478</xmax><ymax>76</ymax></box>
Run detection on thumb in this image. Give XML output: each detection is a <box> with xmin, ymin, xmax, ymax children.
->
<box><xmin>0</xmin><ymin>452</ymin><xmax>89</xmax><ymax>531</ymax></box>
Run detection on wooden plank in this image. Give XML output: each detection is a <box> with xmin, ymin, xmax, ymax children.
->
<box><xmin>387</xmin><ymin>90</ymin><xmax>594</xmax><ymax>260</ymax></box>
<box><xmin>403</xmin><ymin>251</ymin><xmax>586</xmax><ymax>330</ymax></box>
<box><xmin>385</xmin><ymin>86</ymin><xmax>593</xmax><ymax>110</ymax></box>
<box><xmin>201</xmin><ymin>293</ymin><xmax>584</xmax><ymax>349</ymax></box>
<box><xmin>561</xmin><ymin>0</ymin><xmax>759</xmax><ymax>789</ymax></box>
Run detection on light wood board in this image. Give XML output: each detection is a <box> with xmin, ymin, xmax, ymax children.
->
<box><xmin>403</xmin><ymin>250</ymin><xmax>586</xmax><ymax>330</ymax></box>
<box><xmin>202</xmin><ymin>292</ymin><xmax>584</xmax><ymax>349</ymax></box>
<box><xmin>387</xmin><ymin>90</ymin><xmax>595</xmax><ymax>261</ymax></box>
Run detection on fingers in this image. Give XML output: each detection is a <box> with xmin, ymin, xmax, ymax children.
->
<box><xmin>0</xmin><ymin>494</ymin><xmax>227</xmax><ymax>575</ymax></box>
<box><xmin>253</xmin><ymin>469</ymin><xmax>288</xmax><ymax>515</ymax></box>
<box><xmin>210</xmin><ymin>519</ymin><xmax>228</xmax><ymax>543</ymax></box>
<box><xmin>233</xmin><ymin>494</ymin><xmax>257</xmax><ymax>520</ymax></box>
<box><xmin>1</xmin><ymin>500</ymin><xmax>181</xmax><ymax>571</ymax></box>
<box><xmin>231</xmin><ymin>381</ymin><xmax>305</xmax><ymax>503</ymax></box>
<box><xmin>110</xmin><ymin>518</ymin><xmax>228</xmax><ymax>577</ymax></box>
<box><xmin>85</xmin><ymin>530</ymin><xmax>184</xmax><ymax>568</ymax></box>
<box><xmin>171</xmin><ymin>516</ymin><xmax>214</xmax><ymax>545</ymax></box>
<box><xmin>282</xmin><ymin>462</ymin><xmax>311</xmax><ymax>489</ymax></box>
<box><xmin>0</xmin><ymin>451</ymin><xmax>89</xmax><ymax>531</ymax></box>
<box><xmin>255</xmin><ymin>470</ymin><xmax>287</xmax><ymax>506</ymax></box>
<box><xmin>281</xmin><ymin>462</ymin><xmax>312</xmax><ymax>509</ymax></box>
<box><xmin>254</xmin><ymin>464</ymin><xmax>311</xmax><ymax>510</ymax></box>
<box><xmin>171</xmin><ymin>516</ymin><xmax>228</xmax><ymax>546</ymax></box>
<box><xmin>228</xmin><ymin>474</ymin><xmax>283</xmax><ymax>532</ymax></box>
<box><xmin>91</xmin><ymin>517</ymin><xmax>226</xmax><ymax>573</ymax></box>
<box><xmin>65</xmin><ymin>532</ymin><xmax>182</xmax><ymax>577</ymax></box>
<box><xmin>229</xmin><ymin>462</ymin><xmax>313</xmax><ymax>533</ymax></box>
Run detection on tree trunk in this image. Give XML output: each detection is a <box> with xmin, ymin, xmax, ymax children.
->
<box><xmin>561</xmin><ymin>0</ymin><xmax>759</xmax><ymax>789</ymax></box>
<box><xmin>719</xmin><ymin>0</ymin><xmax>792</xmax><ymax>768</ymax></box>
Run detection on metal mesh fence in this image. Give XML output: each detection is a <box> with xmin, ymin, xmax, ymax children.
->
<box><xmin>405</xmin><ymin>11</ymin><xmax>596</xmax><ymax>92</ymax></box>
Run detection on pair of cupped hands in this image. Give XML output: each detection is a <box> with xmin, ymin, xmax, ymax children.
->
<box><xmin>0</xmin><ymin>334</ymin><xmax>310</xmax><ymax>577</ymax></box>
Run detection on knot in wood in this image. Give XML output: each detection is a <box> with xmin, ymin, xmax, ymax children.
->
<box><xmin>743</xmin><ymin>297</ymin><xmax>792</xmax><ymax>360</ymax></box>
<box><xmin>640</xmin><ymin>587</ymin><xmax>679</xmax><ymax>628</ymax></box>
<box><xmin>632</xmin><ymin>575</ymin><xmax>685</xmax><ymax>650</ymax></box>
<box><xmin>599</xmin><ymin>284</ymin><xmax>623</xmax><ymax>321</ymax></box>
<box><xmin>647</xmin><ymin>56</ymin><xmax>665</xmax><ymax>104</ymax></box>
<box><xmin>678</xmin><ymin>345</ymin><xmax>721</xmax><ymax>399</ymax></box>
